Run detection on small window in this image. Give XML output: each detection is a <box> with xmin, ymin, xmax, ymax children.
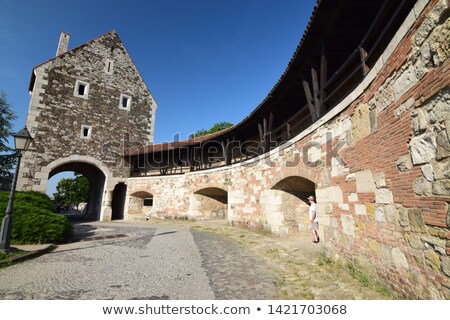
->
<box><xmin>119</xmin><ymin>94</ymin><xmax>131</xmax><ymax>111</ymax></box>
<box><xmin>74</xmin><ymin>80</ymin><xmax>89</xmax><ymax>99</ymax></box>
<box><xmin>81</xmin><ymin>125</ymin><xmax>92</xmax><ymax>139</ymax></box>
<box><xmin>105</xmin><ymin>59</ymin><xmax>114</xmax><ymax>75</ymax></box>
<box><xmin>78</xmin><ymin>84</ymin><xmax>86</xmax><ymax>96</ymax></box>
<box><xmin>143</xmin><ymin>198</ymin><xmax>153</xmax><ymax>206</ymax></box>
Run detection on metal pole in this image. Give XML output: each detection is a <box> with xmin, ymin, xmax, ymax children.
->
<box><xmin>0</xmin><ymin>152</ymin><xmax>22</xmax><ymax>252</ymax></box>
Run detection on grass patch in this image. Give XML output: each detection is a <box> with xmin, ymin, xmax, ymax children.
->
<box><xmin>375</xmin><ymin>284</ymin><xmax>392</xmax><ymax>297</ymax></box>
<box><xmin>346</xmin><ymin>262</ymin><xmax>369</xmax><ymax>287</ymax></box>
<box><xmin>317</xmin><ymin>254</ymin><xmax>333</xmax><ymax>266</ymax></box>
<box><xmin>0</xmin><ymin>249</ymin><xmax>26</xmax><ymax>261</ymax></box>
<box><xmin>274</xmin><ymin>276</ymin><xmax>286</xmax><ymax>287</ymax></box>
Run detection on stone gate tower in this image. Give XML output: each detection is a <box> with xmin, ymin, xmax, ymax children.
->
<box><xmin>17</xmin><ymin>30</ymin><xmax>157</xmax><ymax>220</ymax></box>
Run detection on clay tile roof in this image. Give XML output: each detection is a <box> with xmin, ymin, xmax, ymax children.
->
<box><xmin>126</xmin><ymin>125</ymin><xmax>235</xmax><ymax>156</ymax></box>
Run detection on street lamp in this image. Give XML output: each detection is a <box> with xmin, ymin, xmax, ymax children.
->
<box><xmin>0</xmin><ymin>126</ymin><xmax>33</xmax><ymax>252</ymax></box>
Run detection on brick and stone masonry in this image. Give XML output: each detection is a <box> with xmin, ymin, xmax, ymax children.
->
<box><xmin>125</xmin><ymin>0</ymin><xmax>450</xmax><ymax>298</ymax></box>
<box><xmin>16</xmin><ymin>0</ymin><xmax>449</xmax><ymax>299</ymax></box>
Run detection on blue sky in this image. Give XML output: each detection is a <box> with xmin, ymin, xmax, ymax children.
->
<box><xmin>0</xmin><ymin>0</ymin><xmax>316</xmax><ymax>194</ymax></box>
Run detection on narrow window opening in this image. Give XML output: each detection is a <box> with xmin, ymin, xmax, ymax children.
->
<box><xmin>81</xmin><ymin>125</ymin><xmax>92</xmax><ymax>139</ymax></box>
<box><xmin>119</xmin><ymin>94</ymin><xmax>131</xmax><ymax>110</ymax></box>
<box><xmin>143</xmin><ymin>198</ymin><xmax>153</xmax><ymax>206</ymax></box>
<box><xmin>74</xmin><ymin>80</ymin><xmax>89</xmax><ymax>99</ymax></box>
<box><xmin>78</xmin><ymin>84</ymin><xmax>86</xmax><ymax>96</ymax></box>
<box><xmin>122</xmin><ymin>96</ymin><xmax>129</xmax><ymax>108</ymax></box>
<box><xmin>107</xmin><ymin>62</ymin><xmax>112</xmax><ymax>73</ymax></box>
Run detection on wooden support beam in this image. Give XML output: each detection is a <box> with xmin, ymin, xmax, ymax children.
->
<box><xmin>287</xmin><ymin>122</ymin><xmax>291</xmax><ymax>139</ymax></box>
<box><xmin>268</xmin><ymin>112</ymin><xmax>274</xmax><ymax>133</ymax></box>
<box><xmin>320</xmin><ymin>52</ymin><xmax>327</xmax><ymax>116</ymax></box>
<box><xmin>302</xmin><ymin>79</ymin><xmax>317</xmax><ymax>122</ymax></box>
<box><xmin>311</xmin><ymin>67</ymin><xmax>321</xmax><ymax>120</ymax></box>
<box><xmin>226</xmin><ymin>138</ymin><xmax>232</xmax><ymax>165</ymax></box>
<box><xmin>359</xmin><ymin>47</ymin><xmax>370</xmax><ymax>76</ymax></box>
<box><xmin>258</xmin><ymin>122</ymin><xmax>264</xmax><ymax>143</ymax></box>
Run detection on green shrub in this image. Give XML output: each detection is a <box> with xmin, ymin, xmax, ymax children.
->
<box><xmin>0</xmin><ymin>191</ymin><xmax>72</xmax><ymax>244</ymax></box>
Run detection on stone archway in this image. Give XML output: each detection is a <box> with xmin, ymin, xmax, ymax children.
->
<box><xmin>48</xmin><ymin>161</ymin><xmax>106</xmax><ymax>220</ymax></box>
<box><xmin>189</xmin><ymin>187</ymin><xmax>228</xmax><ymax>220</ymax></box>
<box><xmin>261</xmin><ymin>175</ymin><xmax>316</xmax><ymax>235</ymax></box>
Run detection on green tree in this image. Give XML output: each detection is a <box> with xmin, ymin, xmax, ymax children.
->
<box><xmin>0</xmin><ymin>91</ymin><xmax>17</xmax><ymax>177</ymax></box>
<box><xmin>53</xmin><ymin>173</ymin><xmax>89</xmax><ymax>211</ymax></box>
<box><xmin>192</xmin><ymin>121</ymin><xmax>233</xmax><ymax>138</ymax></box>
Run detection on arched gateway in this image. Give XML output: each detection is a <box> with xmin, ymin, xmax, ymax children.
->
<box><xmin>17</xmin><ymin>30</ymin><xmax>157</xmax><ymax>221</ymax></box>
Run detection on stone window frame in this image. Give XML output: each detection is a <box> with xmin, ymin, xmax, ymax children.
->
<box><xmin>74</xmin><ymin>80</ymin><xmax>90</xmax><ymax>99</ymax></box>
<box><xmin>119</xmin><ymin>94</ymin><xmax>132</xmax><ymax>111</ymax></box>
<box><xmin>80</xmin><ymin>125</ymin><xmax>92</xmax><ymax>139</ymax></box>
<box><xmin>105</xmin><ymin>59</ymin><xmax>114</xmax><ymax>75</ymax></box>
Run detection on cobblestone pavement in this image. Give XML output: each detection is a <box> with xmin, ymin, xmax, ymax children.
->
<box><xmin>0</xmin><ymin>219</ymin><xmax>389</xmax><ymax>300</ymax></box>
<box><xmin>0</xmin><ymin>221</ymin><xmax>278</xmax><ymax>300</ymax></box>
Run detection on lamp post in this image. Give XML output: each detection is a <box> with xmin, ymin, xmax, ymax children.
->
<box><xmin>0</xmin><ymin>126</ymin><xmax>33</xmax><ymax>252</ymax></box>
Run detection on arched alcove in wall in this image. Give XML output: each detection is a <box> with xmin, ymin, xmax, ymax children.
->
<box><xmin>190</xmin><ymin>187</ymin><xmax>228</xmax><ymax>219</ymax></box>
<box><xmin>261</xmin><ymin>175</ymin><xmax>316</xmax><ymax>235</ymax></box>
<box><xmin>127</xmin><ymin>191</ymin><xmax>154</xmax><ymax>217</ymax></box>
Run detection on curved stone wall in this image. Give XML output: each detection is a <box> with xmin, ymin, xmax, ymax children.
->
<box><xmin>125</xmin><ymin>0</ymin><xmax>450</xmax><ymax>298</ymax></box>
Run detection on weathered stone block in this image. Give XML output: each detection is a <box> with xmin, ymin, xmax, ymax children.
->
<box><xmin>432</xmin><ymin>179</ymin><xmax>450</xmax><ymax>195</ymax></box>
<box><xmin>442</xmin><ymin>256</ymin><xmax>450</xmax><ymax>278</ymax></box>
<box><xmin>414</xmin><ymin>176</ymin><xmax>433</xmax><ymax>195</ymax></box>
<box><xmin>425</xmin><ymin>249</ymin><xmax>441</xmax><ymax>272</ymax></box>
<box><xmin>356</xmin><ymin>170</ymin><xmax>376</xmax><ymax>193</ymax></box>
<box><xmin>375</xmin><ymin>188</ymin><xmax>394</xmax><ymax>204</ymax></box>
<box><xmin>436</xmin><ymin>130</ymin><xmax>450</xmax><ymax>160</ymax></box>
<box><xmin>348</xmin><ymin>193</ymin><xmax>358</xmax><ymax>202</ymax></box>
<box><xmin>373</xmin><ymin>172</ymin><xmax>386</xmax><ymax>188</ymax></box>
<box><xmin>392</xmin><ymin>247</ymin><xmax>409</xmax><ymax>269</ymax></box>
<box><xmin>369</xmin><ymin>75</ymin><xmax>393</xmax><ymax>111</ymax></box>
<box><xmin>447</xmin><ymin>203</ymin><xmax>450</xmax><ymax>228</ymax></box>
<box><xmin>429</xmin><ymin>17</ymin><xmax>450</xmax><ymax>67</ymax></box>
<box><xmin>366</xmin><ymin>203</ymin><xmax>375</xmax><ymax>220</ymax></box>
<box><xmin>351</xmin><ymin>103</ymin><xmax>371</xmax><ymax>141</ymax></box>
<box><xmin>432</xmin><ymin>158</ymin><xmax>450</xmax><ymax>180</ymax></box>
<box><xmin>369</xmin><ymin>239</ymin><xmax>381</xmax><ymax>256</ymax></box>
<box><xmin>444</xmin><ymin>113</ymin><xmax>450</xmax><ymax>142</ymax></box>
<box><xmin>341</xmin><ymin>214</ymin><xmax>355</xmax><ymax>237</ymax></box>
<box><xmin>412</xmin><ymin>108</ymin><xmax>429</xmax><ymax>135</ymax></box>
<box><xmin>409</xmin><ymin>133</ymin><xmax>437</xmax><ymax>165</ymax></box>
<box><xmin>394</xmin><ymin>65</ymin><xmax>418</xmax><ymax>99</ymax></box>
<box><xmin>404</xmin><ymin>233</ymin><xmax>425</xmax><ymax>249</ymax></box>
<box><xmin>384</xmin><ymin>205</ymin><xmax>399</xmax><ymax>224</ymax></box>
<box><xmin>421</xmin><ymin>163</ymin><xmax>434</xmax><ymax>182</ymax></box>
<box><xmin>408</xmin><ymin>208</ymin><xmax>427</xmax><ymax>233</ymax></box>
<box><xmin>375</xmin><ymin>206</ymin><xmax>385</xmax><ymax>223</ymax></box>
<box><xmin>421</xmin><ymin>234</ymin><xmax>447</xmax><ymax>253</ymax></box>
<box><xmin>355</xmin><ymin>204</ymin><xmax>367</xmax><ymax>215</ymax></box>
<box><xmin>381</xmin><ymin>243</ymin><xmax>393</xmax><ymax>263</ymax></box>
<box><xmin>318</xmin><ymin>167</ymin><xmax>331</xmax><ymax>188</ymax></box>
<box><xmin>396</xmin><ymin>154</ymin><xmax>413</xmax><ymax>172</ymax></box>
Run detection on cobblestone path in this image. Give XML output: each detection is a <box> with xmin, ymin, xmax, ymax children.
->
<box><xmin>0</xmin><ymin>220</ymin><xmax>388</xmax><ymax>300</ymax></box>
<box><xmin>0</xmin><ymin>221</ymin><xmax>278</xmax><ymax>299</ymax></box>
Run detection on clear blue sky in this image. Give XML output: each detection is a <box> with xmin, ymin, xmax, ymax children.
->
<box><xmin>0</xmin><ymin>0</ymin><xmax>316</xmax><ymax>194</ymax></box>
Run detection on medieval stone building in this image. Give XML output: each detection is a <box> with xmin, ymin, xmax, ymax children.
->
<box><xmin>18</xmin><ymin>0</ymin><xmax>449</xmax><ymax>299</ymax></box>
<box><xmin>18</xmin><ymin>30</ymin><xmax>157</xmax><ymax>220</ymax></box>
